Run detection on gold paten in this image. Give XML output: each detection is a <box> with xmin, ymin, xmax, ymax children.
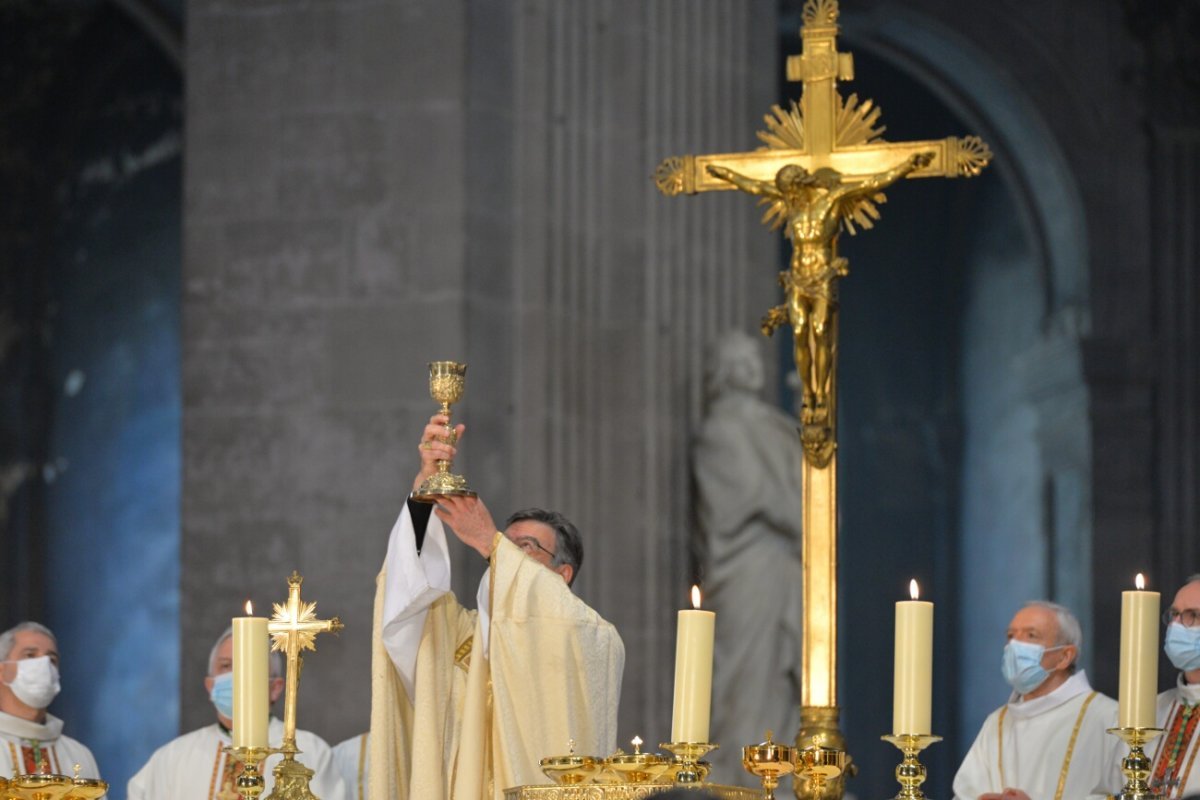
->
<box><xmin>880</xmin><ymin>734</ymin><xmax>942</xmax><ymax>800</ymax></box>
<box><xmin>653</xmin><ymin>2</ymin><xmax>990</xmax><ymax>795</ymax></box>
<box><xmin>503</xmin><ymin>784</ymin><xmax>762</xmax><ymax>799</ymax></box>
<box><xmin>411</xmin><ymin>361</ymin><xmax>477</xmax><ymax>503</ymax></box>
<box><xmin>260</xmin><ymin>572</ymin><xmax>343</xmax><ymax>800</ymax></box>
<box><xmin>1107</xmin><ymin>727</ymin><xmax>1165</xmax><ymax>800</ymax></box>
<box><xmin>2</xmin><ymin>765</ymin><xmax>108</xmax><ymax>800</ymax></box>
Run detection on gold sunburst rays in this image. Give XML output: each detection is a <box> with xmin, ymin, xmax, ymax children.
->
<box><xmin>756</xmin><ymin>93</ymin><xmax>887</xmax><ymax>156</ymax></box>
<box><xmin>802</xmin><ymin>0</ymin><xmax>839</xmax><ymax>26</ymax></box>
<box><xmin>271</xmin><ymin>599</ymin><xmax>323</xmax><ymax>653</ymax></box>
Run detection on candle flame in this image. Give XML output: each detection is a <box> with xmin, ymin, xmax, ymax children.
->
<box><xmin>691</xmin><ymin>585</ymin><xmax>702</xmax><ymax>609</ymax></box>
<box><xmin>909</xmin><ymin>579</ymin><xmax>920</xmax><ymax>600</ymax></box>
<box><xmin>1136</xmin><ymin>573</ymin><xmax>1145</xmax><ymax>590</ymax></box>
<box><xmin>245</xmin><ymin>600</ymin><xmax>253</xmax><ymax>615</ymax></box>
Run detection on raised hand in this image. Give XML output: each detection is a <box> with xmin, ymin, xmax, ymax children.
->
<box><xmin>432</xmin><ymin>494</ymin><xmax>498</xmax><ymax>558</ymax></box>
<box><xmin>413</xmin><ymin>414</ymin><xmax>466</xmax><ymax>493</ymax></box>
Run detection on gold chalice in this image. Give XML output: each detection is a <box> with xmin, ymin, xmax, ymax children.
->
<box><xmin>540</xmin><ymin>739</ymin><xmax>599</xmax><ymax>785</ymax></box>
<box><xmin>8</xmin><ymin>773</ymin><xmax>75</xmax><ymax>800</ymax></box>
<box><xmin>603</xmin><ymin>737</ymin><xmax>669</xmax><ymax>784</ymax></box>
<box><xmin>411</xmin><ymin>361</ymin><xmax>477</xmax><ymax>503</ymax></box>
<box><xmin>743</xmin><ymin>731</ymin><xmax>795</xmax><ymax>798</ymax></box>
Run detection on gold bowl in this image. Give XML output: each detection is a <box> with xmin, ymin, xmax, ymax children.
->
<box><xmin>603</xmin><ymin>750</ymin><xmax>669</xmax><ymax>784</ymax></box>
<box><xmin>540</xmin><ymin>754</ymin><xmax>599</xmax><ymax>785</ymax></box>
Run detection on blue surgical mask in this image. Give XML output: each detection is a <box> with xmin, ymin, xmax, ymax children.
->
<box><xmin>209</xmin><ymin>672</ymin><xmax>234</xmax><ymax>719</ymax></box>
<box><xmin>1001</xmin><ymin>640</ymin><xmax>1065</xmax><ymax>696</ymax></box>
<box><xmin>1164</xmin><ymin>622</ymin><xmax>1200</xmax><ymax>672</ymax></box>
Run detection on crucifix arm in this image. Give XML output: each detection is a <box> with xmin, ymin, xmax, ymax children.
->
<box><xmin>706</xmin><ymin>164</ymin><xmax>779</xmax><ymax>198</ymax></box>
<box><xmin>840</xmin><ymin>151</ymin><xmax>934</xmax><ymax>199</ymax></box>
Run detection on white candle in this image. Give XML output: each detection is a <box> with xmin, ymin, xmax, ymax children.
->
<box><xmin>892</xmin><ymin>579</ymin><xmax>933</xmax><ymax>735</ymax></box>
<box><xmin>233</xmin><ymin>601</ymin><xmax>269</xmax><ymax>748</ymax></box>
<box><xmin>1118</xmin><ymin>573</ymin><xmax>1159</xmax><ymax>729</ymax></box>
<box><xmin>670</xmin><ymin>586</ymin><xmax>715</xmax><ymax>743</ymax></box>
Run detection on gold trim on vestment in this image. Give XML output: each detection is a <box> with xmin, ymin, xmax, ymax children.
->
<box><xmin>997</xmin><ymin>691</ymin><xmax>1097</xmax><ymax>800</ymax></box>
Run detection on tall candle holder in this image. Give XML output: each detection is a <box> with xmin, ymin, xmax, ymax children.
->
<box><xmin>224</xmin><ymin>746</ymin><xmax>276</xmax><ymax>800</ymax></box>
<box><xmin>1107</xmin><ymin>727</ymin><xmax>1164</xmax><ymax>800</ymax></box>
<box><xmin>881</xmin><ymin>733</ymin><xmax>941</xmax><ymax>800</ymax></box>
<box><xmin>660</xmin><ymin>741</ymin><xmax>717</xmax><ymax>784</ymax></box>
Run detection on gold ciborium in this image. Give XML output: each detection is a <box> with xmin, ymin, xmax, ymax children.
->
<box><xmin>743</xmin><ymin>731</ymin><xmax>795</xmax><ymax>799</ymax></box>
<box><xmin>1107</xmin><ymin>726</ymin><xmax>1165</xmax><ymax>800</ymax></box>
<box><xmin>411</xmin><ymin>361</ymin><xmax>477</xmax><ymax>503</ymax></box>
<box><xmin>6</xmin><ymin>766</ymin><xmax>109</xmax><ymax>800</ymax></box>
<box><xmin>603</xmin><ymin>737</ymin><xmax>669</xmax><ymax>784</ymax></box>
<box><xmin>540</xmin><ymin>739</ymin><xmax>599</xmax><ymax>786</ymax></box>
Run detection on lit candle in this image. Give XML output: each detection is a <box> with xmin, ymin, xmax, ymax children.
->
<box><xmin>893</xmin><ymin>579</ymin><xmax>933</xmax><ymax>735</ymax></box>
<box><xmin>233</xmin><ymin>600</ymin><xmax>270</xmax><ymax>748</ymax></box>
<box><xmin>670</xmin><ymin>586</ymin><xmax>715</xmax><ymax>743</ymax></box>
<box><xmin>1118</xmin><ymin>573</ymin><xmax>1159</xmax><ymax>728</ymax></box>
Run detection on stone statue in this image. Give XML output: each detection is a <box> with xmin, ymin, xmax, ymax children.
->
<box><xmin>692</xmin><ymin>330</ymin><xmax>804</xmax><ymax>779</ymax></box>
<box><xmin>707</xmin><ymin>154</ymin><xmax>933</xmax><ymax>462</ymax></box>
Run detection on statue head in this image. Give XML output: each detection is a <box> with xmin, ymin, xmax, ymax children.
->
<box><xmin>707</xmin><ymin>330</ymin><xmax>765</xmax><ymax>398</ymax></box>
<box><xmin>809</xmin><ymin>167</ymin><xmax>841</xmax><ymax>189</ymax></box>
<box><xmin>775</xmin><ymin>164</ymin><xmax>809</xmax><ymax>193</ymax></box>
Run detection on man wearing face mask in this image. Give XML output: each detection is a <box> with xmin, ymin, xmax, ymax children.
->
<box><xmin>0</xmin><ymin>622</ymin><xmax>99</xmax><ymax>780</ymax></box>
<box><xmin>127</xmin><ymin>627</ymin><xmax>345</xmax><ymax>800</ymax></box>
<box><xmin>953</xmin><ymin>600</ymin><xmax>1125</xmax><ymax>800</ymax></box>
<box><xmin>1148</xmin><ymin>574</ymin><xmax>1200</xmax><ymax>797</ymax></box>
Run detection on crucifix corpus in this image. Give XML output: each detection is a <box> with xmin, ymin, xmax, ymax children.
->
<box><xmin>654</xmin><ymin>0</ymin><xmax>990</xmax><ymax>797</ymax></box>
<box><xmin>267</xmin><ymin>572</ymin><xmax>343</xmax><ymax>800</ymax></box>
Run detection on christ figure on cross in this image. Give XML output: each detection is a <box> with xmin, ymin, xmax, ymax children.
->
<box><xmin>707</xmin><ymin>151</ymin><xmax>934</xmax><ymax>441</ymax></box>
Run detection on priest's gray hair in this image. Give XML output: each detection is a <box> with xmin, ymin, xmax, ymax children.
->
<box><xmin>0</xmin><ymin>622</ymin><xmax>57</xmax><ymax>661</ymax></box>
<box><xmin>505</xmin><ymin>508</ymin><xmax>583</xmax><ymax>587</ymax></box>
<box><xmin>1024</xmin><ymin>600</ymin><xmax>1082</xmax><ymax>673</ymax></box>
<box><xmin>208</xmin><ymin>627</ymin><xmax>284</xmax><ymax>678</ymax></box>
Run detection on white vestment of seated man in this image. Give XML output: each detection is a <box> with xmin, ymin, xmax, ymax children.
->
<box><xmin>953</xmin><ymin>670</ymin><xmax>1124</xmax><ymax>800</ymax></box>
<box><xmin>369</xmin><ymin>505</ymin><xmax>624</xmax><ymax>800</ymax></box>
<box><xmin>127</xmin><ymin>716</ymin><xmax>344</xmax><ymax>800</ymax></box>
<box><xmin>0</xmin><ymin>710</ymin><xmax>99</xmax><ymax>781</ymax></box>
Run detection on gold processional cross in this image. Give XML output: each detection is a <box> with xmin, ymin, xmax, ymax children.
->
<box><xmin>268</xmin><ymin>572</ymin><xmax>343</xmax><ymax>795</ymax></box>
<box><xmin>654</xmin><ymin>1</ymin><xmax>990</xmax><ymax>796</ymax></box>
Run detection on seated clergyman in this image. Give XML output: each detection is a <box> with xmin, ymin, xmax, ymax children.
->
<box><xmin>368</xmin><ymin>413</ymin><xmax>625</xmax><ymax>799</ymax></box>
<box><xmin>0</xmin><ymin>622</ymin><xmax>100</xmax><ymax>781</ymax></box>
<box><xmin>128</xmin><ymin>627</ymin><xmax>345</xmax><ymax>800</ymax></box>
<box><xmin>1150</xmin><ymin>574</ymin><xmax>1200</xmax><ymax>796</ymax></box>
<box><xmin>953</xmin><ymin>601</ymin><xmax>1124</xmax><ymax>800</ymax></box>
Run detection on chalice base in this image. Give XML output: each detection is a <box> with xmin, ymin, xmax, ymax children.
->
<box><xmin>410</xmin><ymin>473</ymin><xmax>477</xmax><ymax>503</ymax></box>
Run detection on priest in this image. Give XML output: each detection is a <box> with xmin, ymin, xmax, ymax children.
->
<box><xmin>953</xmin><ymin>601</ymin><xmax>1124</xmax><ymax>800</ymax></box>
<box><xmin>1150</xmin><ymin>574</ymin><xmax>1200</xmax><ymax>797</ymax></box>
<box><xmin>0</xmin><ymin>622</ymin><xmax>100</xmax><ymax>781</ymax></box>
<box><xmin>127</xmin><ymin>627</ymin><xmax>345</xmax><ymax>800</ymax></box>
<box><xmin>369</xmin><ymin>414</ymin><xmax>625</xmax><ymax>800</ymax></box>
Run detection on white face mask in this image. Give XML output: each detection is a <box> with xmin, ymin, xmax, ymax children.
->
<box><xmin>2</xmin><ymin>656</ymin><xmax>61</xmax><ymax>710</ymax></box>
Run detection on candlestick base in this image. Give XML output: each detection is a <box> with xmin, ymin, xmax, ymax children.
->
<box><xmin>225</xmin><ymin>746</ymin><xmax>277</xmax><ymax>800</ymax></box>
<box><xmin>881</xmin><ymin>733</ymin><xmax>941</xmax><ymax>800</ymax></box>
<box><xmin>1106</xmin><ymin>727</ymin><xmax>1165</xmax><ymax>800</ymax></box>
<box><xmin>660</xmin><ymin>742</ymin><xmax>717</xmax><ymax>784</ymax></box>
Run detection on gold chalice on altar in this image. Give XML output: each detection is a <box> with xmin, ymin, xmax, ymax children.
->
<box><xmin>411</xmin><ymin>361</ymin><xmax>477</xmax><ymax>502</ymax></box>
<box><xmin>603</xmin><ymin>737</ymin><xmax>669</xmax><ymax>784</ymax></box>
<box><xmin>540</xmin><ymin>739</ymin><xmax>599</xmax><ymax>785</ymax></box>
<box><xmin>743</xmin><ymin>731</ymin><xmax>795</xmax><ymax>798</ymax></box>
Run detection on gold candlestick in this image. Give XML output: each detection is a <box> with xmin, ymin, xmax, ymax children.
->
<box><xmin>661</xmin><ymin>741</ymin><xmax>717</xmax><ymax>784</ymax></box>
<box><xmin>225</xmin><ymin>746</ymin><xmax>276</xmax><ymax>800</ymax></box>
<box><xmin>881</xmin><ymin>733</ymin><xmax>941</xmax><ymax>800</ymax></box>
<box><xmin>410</xmin><ymin>361</ymin><xmax>477</xmax><ymax>502</ymax></box>
<box><xmin>1107</xmin><ymin>727</ymin><xmax>1165</xmax><ymax>800</ymax></box>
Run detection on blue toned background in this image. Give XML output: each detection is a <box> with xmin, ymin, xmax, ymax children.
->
<box><xmin>0</xmin><ymin>4</ymin><xmax>185</xmax><ymax>798</ymax></box>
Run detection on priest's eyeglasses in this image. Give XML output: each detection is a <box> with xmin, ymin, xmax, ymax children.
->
<box><xmin>510</xmin><ymin>535</ymin><xmax>556</xmax><ymax>560</ymax></box>
<box><xmin>1163</xmin><ymin>608</ymin><xmax>1200</xmax><ymax>628</ymax></box>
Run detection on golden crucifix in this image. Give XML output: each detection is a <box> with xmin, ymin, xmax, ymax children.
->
<box><xmin>266</xmin><ymin>571</ymin><xmax>343</xmax><ymax>800</ymax></box>
<box><xmin>654</xmin><ymin>1</ymin><xmax>990</xmax><ymax>797</ymax></box>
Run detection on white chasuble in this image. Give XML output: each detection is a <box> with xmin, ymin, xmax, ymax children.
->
<box><xmin>1148</xmin><ymin>678</ymin><xmax>1200</xmax><ymax>797</ymax></box>
<box><xmin>0</xmin><ymin>710</ymin><xmax>100</xmax><ymax>785</ymax></box>
<box><xmin>370</xmin><ymin>507</ymin><xmax>624</xmax><ymax>800</ymax></box>
<box><xmin>953</xmin><ymin>671</ymin><xmax>1124</xmax><ymax>800</ymax></box>
<box><xmin>126</xmin><ymin>718</ymin><xmax>345</xmax><ymax>800</ymax></box>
